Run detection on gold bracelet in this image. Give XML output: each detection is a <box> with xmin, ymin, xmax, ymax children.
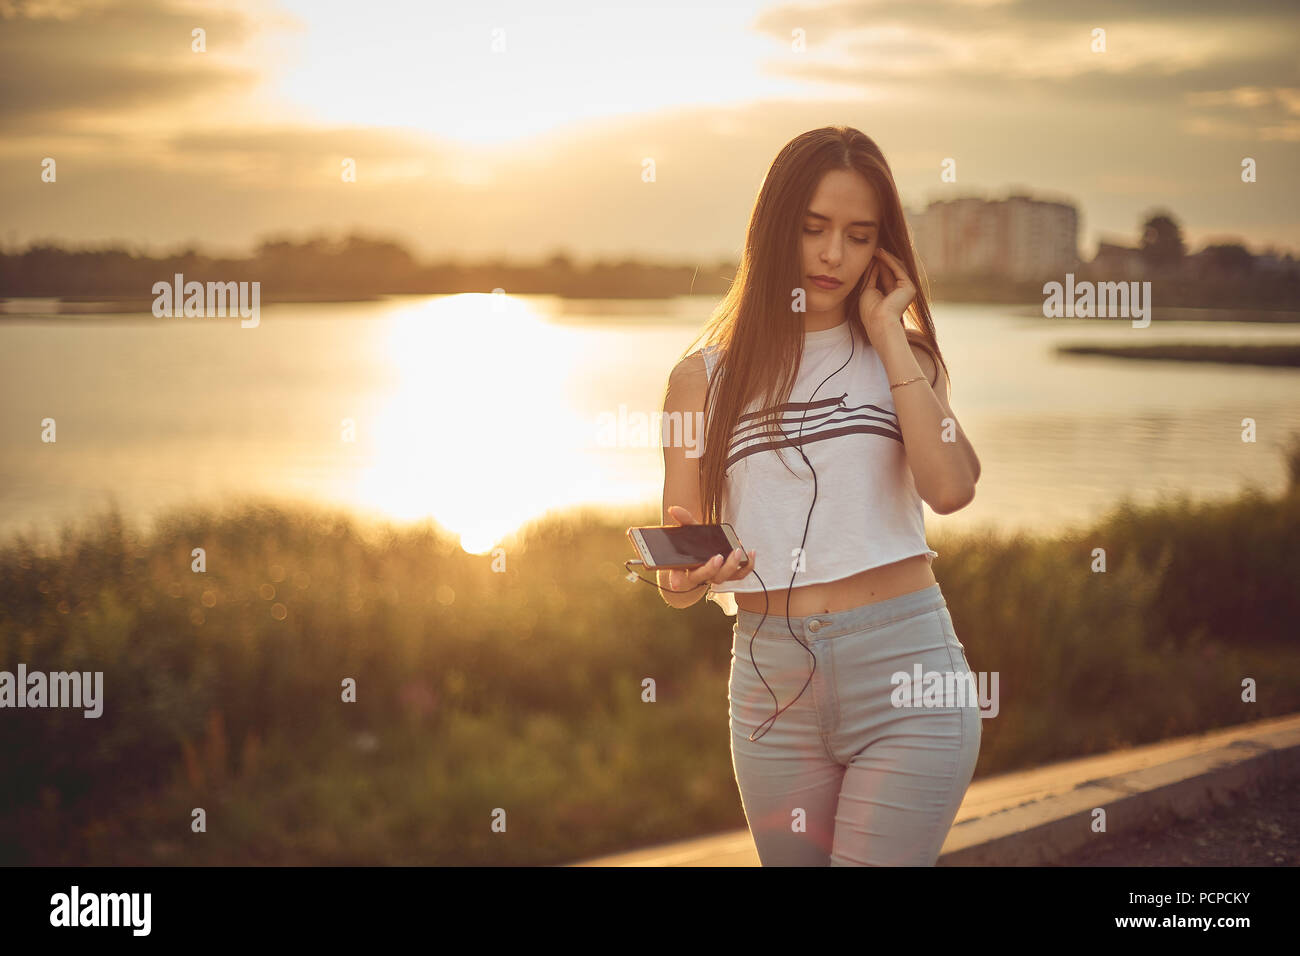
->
<box><xmin>889</xmin><ymin>376</ymin><xmax>925</xmax><ymax>391</ymax></box>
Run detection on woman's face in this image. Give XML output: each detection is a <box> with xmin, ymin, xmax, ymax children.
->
<box><xmin>800</xmin><ymin>168</ymin><xmax>881</xmax><ymax>313</ymax></box>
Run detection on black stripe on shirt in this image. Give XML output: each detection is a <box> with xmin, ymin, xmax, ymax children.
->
<box><xmin>724</xmin><ymin>414</ymin><xmax>903</xmax><ymax>470</ymax></box>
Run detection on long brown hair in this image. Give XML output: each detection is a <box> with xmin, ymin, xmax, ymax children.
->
<box><xmin>679</xmin><ymin>125</ymin><xmax>948</xmax><ymax>526</ymax></box>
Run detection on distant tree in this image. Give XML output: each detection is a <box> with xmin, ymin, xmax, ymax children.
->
<box><xmin>1200</xmin><ymin>243</ymin><xmax>1254</xmax><ymax>278</ymax></box>
<box><xmin>334</xmin><ymin>233</ymin><xmax>417</xmax><ymax>288</ymax></box>
<box><xmin>340</xmin><ymin>233</ymin><xmax>415</xmax><ymax>265</ymax></box>
<box><xmin>1139</xmin><ymin>211</ymin><xmax>1185</xmax><ymax>274</ymax></box>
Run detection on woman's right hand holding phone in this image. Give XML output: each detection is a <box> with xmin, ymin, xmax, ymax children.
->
<box><xmin>664</xmin><ymin>505</ymin><xmax>756</xmax><ymax>593</ymax></box>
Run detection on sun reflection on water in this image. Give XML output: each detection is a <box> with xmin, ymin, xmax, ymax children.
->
<box><xmin>354</xmin><ymin>293</ymin><xmax>590</xmax><ymax>554</ymax></box>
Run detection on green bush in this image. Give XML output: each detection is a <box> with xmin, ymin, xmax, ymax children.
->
<box><xmin>1</xmin><ymin>472</ymin><xmax>1297</xmax><ymax>864</ymax></box>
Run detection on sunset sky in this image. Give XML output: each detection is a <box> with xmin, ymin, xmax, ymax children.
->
<box><xmin>2</xmin><ymin>0</ymin><xmax>1297</xmax><ymax>263</ymax></box>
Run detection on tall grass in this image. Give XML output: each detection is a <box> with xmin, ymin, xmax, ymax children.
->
<box><xmin>1</xmin><ymin>442</ymin><xmax>1297</xmax><ymax>864</ymax></box>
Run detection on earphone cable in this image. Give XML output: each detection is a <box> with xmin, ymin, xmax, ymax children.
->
<box><xmin>625</xmin><ymin>321</ymin><xmax>856</xmax><ymax>742</ymax></box>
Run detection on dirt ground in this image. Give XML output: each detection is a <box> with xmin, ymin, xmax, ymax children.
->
<box><xmin>1055</xmin><ymin>773</ymin><xmax>1300</xmax><ymax>866</ymax></box>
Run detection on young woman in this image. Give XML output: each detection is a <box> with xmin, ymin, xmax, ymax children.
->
<box><xmin>657</xmin><ymin>126</ymin><xmax>982</xmax><ymax>866</ymax></box>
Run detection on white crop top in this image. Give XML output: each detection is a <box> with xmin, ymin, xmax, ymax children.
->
<box><xmin>698</xmin><ymin>318</ymin><xmax>938</xmax><ymax>616</ymax></box>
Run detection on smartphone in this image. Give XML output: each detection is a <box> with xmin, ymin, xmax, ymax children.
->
<box><xmin>628</xmin><ymin>523</ymin><xmax>747</xmax><ymax>571</ymax></box>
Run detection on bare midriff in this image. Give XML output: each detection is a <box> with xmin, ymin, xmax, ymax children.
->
<box><xmin>731</xmin><ymin>553</ymin><xmax>937</xmax><ymax>617</ymax></box>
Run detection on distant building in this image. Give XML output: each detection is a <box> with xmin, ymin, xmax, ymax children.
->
<box><xmin>1091</xmin><ymin>240</ymin><xmax>1146</xmax><ymax>279</ymax></box>
<box><xmin>1252</xmin><ymin>251</ymin><xmax>1297</xmax><ymax>275</ymax></box>
<box><xmin>1182</xmin><ymin>247</ymin><xmax>1229</xmax><ymax>279</ymax></box>
<box><xmin>1096</xmin><ymin>242</ymin><xmax>1297</xmax><ymax>282</ymax></box>
<box><xmin>907</xmin><ymin>192</ymin><xmax>1080</xmax><ymax>280</ymax></box>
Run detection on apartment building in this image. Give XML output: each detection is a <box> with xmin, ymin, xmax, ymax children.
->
<box><xmin>907</xmin><ymin>193</ymin><xmax>1080</xmax><ymax>280</ymax></box>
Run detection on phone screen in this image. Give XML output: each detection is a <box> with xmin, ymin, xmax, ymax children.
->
<box><xmin>639</xmin><ymin>525</ymin><xmax>735</xmax><ymax>568</ymax></box>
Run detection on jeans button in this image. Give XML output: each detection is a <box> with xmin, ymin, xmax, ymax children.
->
<box><xmin>809</xmin><ymin>620</ymin><xmax>823</xmax><ymax>632</ymax></box>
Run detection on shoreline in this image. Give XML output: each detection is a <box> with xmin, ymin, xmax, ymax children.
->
<box><xmin>1</xmin><ymin>296</ymin><xmax>1298</xmax><ymax>321</ymax></box>
<box><xmin>1009</xmin><ymin>304</ymin><xmax>1300</xmax><ymax>323</ymax></box>
<box><xmin>1056</xmin><ymin>343</ymin><xmax>1300</xmax><ymax>367</ymax></box>
<box><xmin>0</xmin><ymin>294</ymin><xmax>385</xmax><ymax>315</ymax></box>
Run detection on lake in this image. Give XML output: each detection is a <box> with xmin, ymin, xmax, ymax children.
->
<box><xmin>2</xmin><ymin>294</ymin><xmax>1298</xmax><ymax>550</ymax></box>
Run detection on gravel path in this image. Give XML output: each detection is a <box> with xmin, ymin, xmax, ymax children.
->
<box><xmin>1055</xmin><ymin>773</ymin><xmax>1300</xmax><ymax>866</ymax></box>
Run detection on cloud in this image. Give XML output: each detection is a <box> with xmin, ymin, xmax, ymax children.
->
<box><xmin>0</xmin><ymin>0</ymin><xmax>263</xmax><ymax>131</ymax></box>
<box><xmin>752</xmin><ymin>0</ymin><xmax>1300</xmax><ymax>143</ymax></box>
<box><xmin>756</xmin><ymin>0</ymin><xmax>1299</xmax><ymax>96</ymax></box>
<box><xmin>0</xmin><ymin>0</ymin><xmax>1295</xmax><ymax>257</ymax></box>
<box><xmin>758</xmin><ymin>0</ymin><xmax>1300</xmax><ymax>33</ymax></box>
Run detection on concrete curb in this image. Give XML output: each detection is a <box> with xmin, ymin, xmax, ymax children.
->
<box><xmin>939</xmin><ymin>713</ymin><xmax>1300</xmax><ymax>865</ymax></box>
<box><xmin>568</xmin><ymin>713</ymin><xmax>1300</xmax><ymax>866</ymax></box>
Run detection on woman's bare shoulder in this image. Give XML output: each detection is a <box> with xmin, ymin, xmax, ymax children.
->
<box><xmin>665</xmin><ymin>349</ymin><xmax>709</xmax><ymax>411</ymax></box>
<box><xmin>669</xmin><ymin>348</ymin><xmax>711</xmax><ymax>385</ymax></box>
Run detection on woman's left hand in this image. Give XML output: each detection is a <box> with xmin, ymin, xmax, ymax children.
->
<box><xmin>858</xmin><ymin>248</ymin><xmax>916</xmax><ymax>347</ymax></box>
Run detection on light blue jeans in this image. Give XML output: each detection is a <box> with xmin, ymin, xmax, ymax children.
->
<box><xmin>728</xmin><ymin>583</ymin><xmax>980</xmax><ymax>866</ymax></box>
